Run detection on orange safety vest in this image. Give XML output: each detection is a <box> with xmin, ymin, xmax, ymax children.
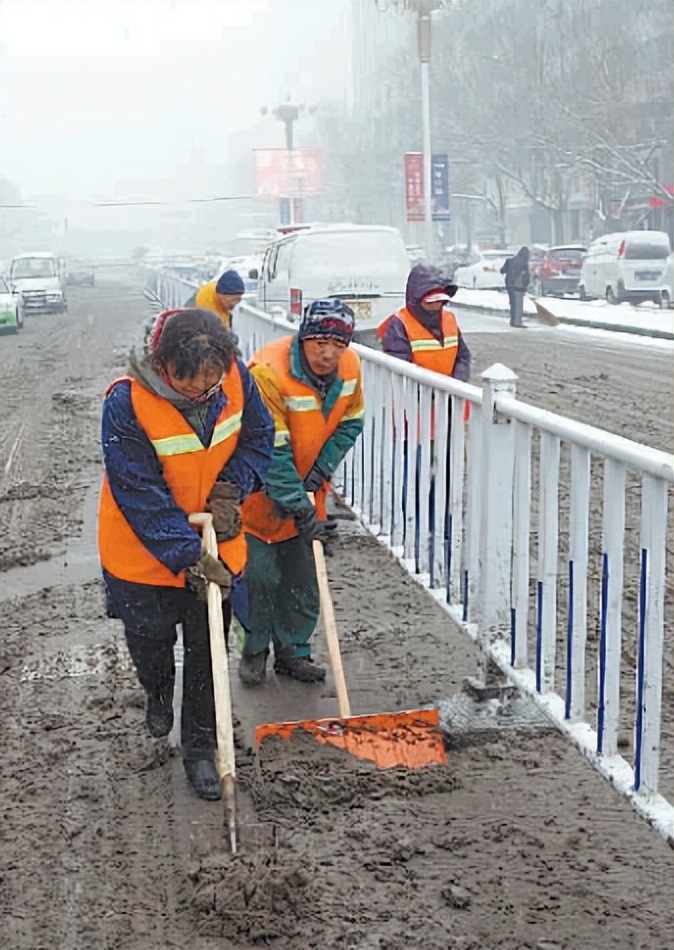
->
<box><xmin>396</xmin><ymin>306</ymin><xmax>459</xmax><ymax>376</ymax></box>
<box><xmin>395</xmin><ymin>308</ymin><xmax>468</xmax><ymax>435</ymax></box>
<box><xmin>242</xmin><ymin>336</ymin><xmax>362</xmax><ymax>544</ymax></box>
<box><xmin>98</xmin><ymin>368</ymin><xmax>247</xmax><ymax>586</ymax></box>
<box><xmin>194</xmin><ymin>282</ymin><xmax>232</xmax><ymax>329</ymax></box>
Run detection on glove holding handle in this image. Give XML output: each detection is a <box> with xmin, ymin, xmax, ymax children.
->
<box><xmin>185</xmin><ymin>551</ymin><xmax>232</xmax><ymax>601</ymax></box>
<box><xmin>205</xmin><ymin>481</ymin><xmax>242</xmax><ymax>542</ymax></box>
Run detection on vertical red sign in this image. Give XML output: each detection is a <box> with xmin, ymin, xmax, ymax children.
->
<box><xmin>405</xmin><ymin>152</ymin><xmax>425</xmax><ymax>222</ymax></box>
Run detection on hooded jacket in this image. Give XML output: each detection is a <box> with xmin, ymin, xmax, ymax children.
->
<box><xmin>500</xmin><ymin>247</ymin><xmax>530</xmax><ymax>292</ymax></box>
<box><xmin>99</xmin><ymin>339</ymin><xmax>274</xmax><ymax>578</ymax></box>
<box><xmin>380</xmin><ymin>265</ymin><xmax>471</xmax><ymax>382</ymax></box>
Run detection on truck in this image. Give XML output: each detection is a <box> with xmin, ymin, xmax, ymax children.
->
<box><xmin>9</xmin><ymin>252</ymin><xmax>68</xmax><ymax>314</ymax></box>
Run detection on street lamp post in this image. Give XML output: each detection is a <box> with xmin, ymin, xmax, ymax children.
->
<box><xmin>378</xmin><ymin>0</ymin><xmax>443</xmax><ymax>260</ymax></box>
<box><xmin>415</xmin><ymin>2</ymin><xmax>440</xmax><ymax>260</ymax></box>
<box><xmin>261</xmin><ymin>96</ymin><xmax>313</xmax><ymax>226</ymax></box>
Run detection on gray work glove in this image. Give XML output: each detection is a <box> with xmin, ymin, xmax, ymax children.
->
<box><xmin>185</xmin><ymin>552</ymin><xmax>232</xmax><ymax>601</ymax></box>
<box><xmin>293</xmin><ymin>507</ymin><xmax>332</xmax><ymax>555</ymax></box>
<box><xmin>302</xmin><ymin>465</ymin><xmax>328</xmax><ymax>493</ymax></box>
<box><xmin>206</xmin><ymin>481</ymin><xmax>242</xmax><ymax>542</ymax></box>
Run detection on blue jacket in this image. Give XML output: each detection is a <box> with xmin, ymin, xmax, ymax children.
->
<box><xmin>101</xmin><ymin>358</ymin><xmax>274</xmax><ymax>575</ymax></box>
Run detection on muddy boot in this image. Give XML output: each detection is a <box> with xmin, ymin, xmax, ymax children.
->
<box><xmin>238</xmin><ymin>649</ymin><xmax>269</xmax><ymax>686</ymax></box>
<box><xmin>183</xmin><ymin>758</ymin><xmax>221</xmax><ymax>801</ymax></box>
<box><xmin>145</xmin><ymin>692</ymin><xmax>174</xmax><ymax>738</ymax></box>
<box><xmin>274</xmin><ymin>649</ymin><xmax>326</xmax><ymax>683</ymax></box>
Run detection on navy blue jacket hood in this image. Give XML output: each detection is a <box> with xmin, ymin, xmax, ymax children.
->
<box><xmin>405</xmin><ymin>264</ymin><xmax>458</xmax><ymax>324</ymax></box>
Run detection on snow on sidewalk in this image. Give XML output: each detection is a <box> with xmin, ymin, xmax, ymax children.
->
<box><xmin>454</xmin><ymin>287</ymin><xmax>674</xmax><ymax>338</ymax></box>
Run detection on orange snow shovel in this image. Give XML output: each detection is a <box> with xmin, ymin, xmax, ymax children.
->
<box><xmin>255</xmin><ymin>500</ymin><xmax>448</xmax><ymax>771</ymax></box>
<box><xmin>189</xmin><ymin>512</ymin><xmax>238</xmax><ymax>852</ymax></box>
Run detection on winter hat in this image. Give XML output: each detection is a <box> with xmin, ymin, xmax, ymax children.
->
<box><xmin>299</xmin><ymin>299</ymin><xmax>356</xmax><ymax>345</ymax></box>
<box><xmin>215</xmin><ymin>269</ymin><xmax>245</xmax><ymax>295</ymax></box>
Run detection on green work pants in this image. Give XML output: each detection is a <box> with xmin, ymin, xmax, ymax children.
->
<box><xmin>241</xmin><ymin>533</ymin><xmax>320</xmax><ymax>659</ymax></box>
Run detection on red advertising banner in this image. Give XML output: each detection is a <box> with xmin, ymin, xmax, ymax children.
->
<box><xmin>405</xmin><ymin>152</ymin><xmax>425</xmax><ymax>222</ymax></box>
<box><xmin>254</xmin><ymin>148</ymin><xmax>322</xmax><ymax>199</ymax></box>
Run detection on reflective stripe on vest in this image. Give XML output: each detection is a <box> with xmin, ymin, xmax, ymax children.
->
<box><xmin>150</xmin><ymin>412</ymin><xmax>242</xmax><ymax>457</ymax></box>
<box><xmin>243</xmin><ymin>335</ymin><xmax>362</xmax><ymax>544</ymax></box>
<box><xmin>397</xmin><ymin>307</ymin><xmax>459</xmax><ymax>377</ymax></box>
<box><xmin>98</xmin><ymin>368</ymin><xmax>247</xmax><ymax>586</ymax></box>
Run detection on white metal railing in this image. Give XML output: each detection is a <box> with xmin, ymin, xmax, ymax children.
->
<box><xmin>151</xmin><ymin>276</ymin><xmax>674</xmax><ymax>841</ymax></box>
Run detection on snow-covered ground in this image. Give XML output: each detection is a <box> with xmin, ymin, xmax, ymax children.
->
<box><xmin>454</xmin><ymin>288</ymin><xmax>674</xmax><ymax>337</ymax></box>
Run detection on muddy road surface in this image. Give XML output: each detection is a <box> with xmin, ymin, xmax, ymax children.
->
<box><xmin>1</xmin><ymin>283</ymin><xmax>672</xmax><ymax>949</ymax></box>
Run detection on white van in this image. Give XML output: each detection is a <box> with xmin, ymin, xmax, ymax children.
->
<box><xmin>578</xmin><ymin>230</ymin><xmax>671</xmax><ymax>306</ymax></box>
<box><xmin>253</xmin><ymin>224</ymin><xmax>411</xmax><ymax>338</ymax></box>
<box><xmin>9</xmin><ymin>251</ymin><xmax>67</xmax><ymax>313</ymax></box>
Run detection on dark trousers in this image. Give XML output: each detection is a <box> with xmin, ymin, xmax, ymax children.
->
<box><xmin>507</xmin><ymin>288</ymin><xmax>524</xmax><ymax>327</ymax></box>
<box><xmin>104</xmin><ymin>571</ymin><xmax>216</xmax><ymax>761</ymax></box>
<box><xmin>238</xmin><ymin>534</ymin><xmax>320</xmax><ymax>659</ymax></box>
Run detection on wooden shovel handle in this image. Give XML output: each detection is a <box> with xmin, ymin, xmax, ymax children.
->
<box><xmin>188</xmin><ymin>513</ymin><xmax>237</xmax><ymax>789</ymax></box>
<box><xmin>308</xmin><ymin>494</ymin><xmax>352</xmax><ymax>718</ymax></box>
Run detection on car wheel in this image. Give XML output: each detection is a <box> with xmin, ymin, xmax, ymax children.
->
<box><xmin>606</xmin><ymin>286</ymin><xmax>618</xmax><ymax>305</ymax></box>
<box><xmin>530</xmin><ymin>277</ymin><xmax>542</xmax><ymax>296</ymax></box>
<box><xmin>660</xmin><ymin>290</ymin><xmax>671</xmax><ymax>309</ymax></box>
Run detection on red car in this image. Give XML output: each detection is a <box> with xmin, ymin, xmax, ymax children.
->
<box><xmin>531</xmin><ymin>244</ymin><xmax>587</xmax><ymax>297</ymax></box>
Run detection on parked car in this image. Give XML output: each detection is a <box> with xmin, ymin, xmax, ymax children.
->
<box><xmin>253</xmin><ymin>224</ymin><xmax>411</xmax><ymax>338</ymax></box>
<box><xmin>66</xmin><ymin>261</ymin><xmax>96</xmax><ymax>287</ymax></box>
<box><xmin>578</xmin><ymin>230</ymin><xmax>671</xmax><ymax>305</ymax></box>
<box><xmin>9</xmin><ymin>251</ymin><xmax>67</xmax><ymax>314</ymax></box>
<box><xmin>530</xmin><ymin>244</ymin><xmax>587</xmax><ymax>297</ymax></box>
<box><xmin>662</xmin><ymin>252</ymin><xmax>673</xmax><ymax>308</ymax></box>
<box><xmin>0</xmin><ymin>276</ymin><xmax>24</xmax><ymax>334</ymax></box>
<box><xmin>453</xmin><ymin>249</ymin><xmax>512</xmax><ymax>290</ymax></box>
<box><xmin>526</xmin><ymin>244</ymin><xmax>549</xmax><ymax>285</ymax></box>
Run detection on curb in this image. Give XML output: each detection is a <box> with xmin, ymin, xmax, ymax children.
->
<box><xmin>455</xmin><ymin>300</ymin><xmax>674</xmax><ymax>341</ymax></box>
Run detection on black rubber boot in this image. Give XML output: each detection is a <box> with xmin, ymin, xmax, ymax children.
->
<box><xmin>274</xmin><ymin>649</ymin><xmax>326</xmax><ymax>683</ymax></box>
<box><xmin>183</xmin><ymin>758</ymin><xmax>221</xmax><ymax>801</ymax></box>
<box><xmin>238</xmin><ymin>649</ymin><xmax>269</xmax><ymax>686</ymax></box>
<box><xmin>145</xmin><ymin>693</ymin><xmax>174</xmax><ymax>738</ymax></box>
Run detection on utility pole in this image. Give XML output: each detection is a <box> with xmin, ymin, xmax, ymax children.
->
<box><xmin>376</xmin><ymin>0</ymin><xmax>443</xmax><ymax>260</ymax></box>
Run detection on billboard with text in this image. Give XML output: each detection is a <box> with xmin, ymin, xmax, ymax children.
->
<box><xmin>254</xmin><ymin>148</ymin><xmax>322</xmax><ymax>199</ymax></box>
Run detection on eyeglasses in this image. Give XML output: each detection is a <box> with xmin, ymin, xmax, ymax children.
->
<box><xmin>165</xmin><ymin>371</ymin><xmax>224</xmax><ymax>403</ymax></box>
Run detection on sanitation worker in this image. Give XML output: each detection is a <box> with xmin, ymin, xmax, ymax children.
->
<box><xmin>377</xmin><ymin>263</ymin><xmax>471</xmax><ymax>553</ymax></box>
<box><xmin>378</xmin><ymin>263</ymin><xmax>470</xmax><ymax>380</ymax></box>
<box><xmin>98</xmin><ymin>308</ymin><xmax>274</xmax><ymax>800</ymax></box>
<box><xmin>237</xmin><ymin>299</ymin><xmax>364</xmax><ymax>686</ymax></box>
<box><xmin>185</xmin><ymin>268</ymin><xmax>245</xmax><ymax>331</ymax></box>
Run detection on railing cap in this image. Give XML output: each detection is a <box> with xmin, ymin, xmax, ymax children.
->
<box><xmin>481</xmin><ymin>362</ymin><xmax>519</xmax><ymax>383</ymax></box>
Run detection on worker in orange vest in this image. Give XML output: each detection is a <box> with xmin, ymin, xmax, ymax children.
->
<box><xmin>98</xmin><ymin>308</ymin><xmax>274</xmax><ymax>800</ymax></box>
<box><xmin>185</xmin><ymin>269</ymin><xmax>245</xmax><ymax>331</ymax></box>
<box><xmin>377</xmin><ymin>263</ymin><xmax>470</xmax><ymax>380</ymax></box>
<box><xmin>237</xmin><ymin>300</ymin><xmax>365</xmax><ymax>686</ymax></box>
<box><xmin>378</xmin><ymin>264</ymin><xmax>471</xmax><ymax>561</ymax></box>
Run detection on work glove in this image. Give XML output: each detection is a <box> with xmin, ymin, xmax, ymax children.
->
<box><xmin>294</xmin><ymin>506</ymin><xmax>332</xmax><ymax>554</ymax></box>
<box><xmin>303</xmin><ymin>464</ymin><xmax>328</xmax><ymax>493</ymax></box>
<box><xmin>185</xmin><ymin>552</ymin><xmax>232</xmax><ymax>601</ymax></box>
<box><xmin>206</xmin><ymin>481</ymin><xmax>242</xmax><ymax>542</ymax></box>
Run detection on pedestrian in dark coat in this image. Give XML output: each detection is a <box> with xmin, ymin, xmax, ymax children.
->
<box><xmin>500</xmin><ymin>247</ymin><xmax>530</xmax><ymax>327</ymax></box>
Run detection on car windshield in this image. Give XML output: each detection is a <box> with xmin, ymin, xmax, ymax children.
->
<box><xmin>11</xmin><ymin>259</ymin><xmax>56</xmax><ymax>278</ymax></box>
<box><xmin>624</xmin><ymin>241</ymin><xmax>670</xmax><ymax>260</ymax></box>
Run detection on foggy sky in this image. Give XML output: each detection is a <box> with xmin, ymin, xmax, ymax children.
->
<box><xmin>0</xmin><ymin>0</ymin><xmax>349</xmax><ymax>200</ymax></box>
